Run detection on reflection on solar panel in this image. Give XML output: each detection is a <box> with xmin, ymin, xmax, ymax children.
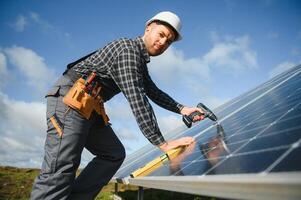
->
<box><xmin>112</xmin><ymin>65</ymin><xmax>301</xmax><ymax>200</ymax></box>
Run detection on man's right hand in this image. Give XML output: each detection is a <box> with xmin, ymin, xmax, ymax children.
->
<box><xmin>158</xmin><ymin>136</ymin><xmax>195</xmax><ymax>152</ymax></box>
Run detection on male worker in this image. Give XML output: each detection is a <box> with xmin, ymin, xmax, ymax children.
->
<box><xmin>31</xmin><ymin>11</ymin><xmax>204</xmax><ymax>200</ymax></box>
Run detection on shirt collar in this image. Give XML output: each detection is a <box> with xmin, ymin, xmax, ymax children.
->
<box><xmin>135</xmin><ymin>36</ymin><xmax>150</xmax><ymax>63</ymax></box>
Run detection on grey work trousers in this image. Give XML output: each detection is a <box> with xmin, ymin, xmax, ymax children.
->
<box><xmin>30</xmin><ymin>75</ymin><xmax>126</xmax><ymax>200</ymax></box>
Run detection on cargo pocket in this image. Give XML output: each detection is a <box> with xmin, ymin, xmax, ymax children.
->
<box><xmin>43</xmin><ymin>86</ymin><xmax>63</xmax><ymax>173</ymax></box>
<box><xmin>45</xmin><ymin>86</ymin><xmax>61</xmax><ymax>119</ymax></box>
<box><xmin>45</xmin><ymin>86</ymin><xmax>60</xmax><ymax>98</ymax></box>
<box><xmin>42</xmin><ymin>113</ymin><xmax>64</xmax><ymax>174</ymax></box>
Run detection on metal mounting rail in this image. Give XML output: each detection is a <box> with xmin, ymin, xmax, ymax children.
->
<box><xmin>128</xmin><ymin>172</ymin><xmax>301</xmax><ymax>200</ymax></box>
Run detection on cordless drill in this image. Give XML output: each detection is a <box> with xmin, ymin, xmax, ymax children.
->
<box><xmin>183</xmin><ymin>103</ymin><xmax>218</xmax><ymax>128</ymax></box>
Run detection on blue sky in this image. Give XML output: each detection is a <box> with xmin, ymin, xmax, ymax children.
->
<box><xmin>0</xmin><ymin>0</ymin><xmax>300</xmax><ymax>168</ymax></box>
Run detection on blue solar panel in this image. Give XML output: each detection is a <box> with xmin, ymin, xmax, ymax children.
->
<box><xmin>113</xmin><ymin>65</ymin><xmax>301</xmax><ymax>181</ymax></box>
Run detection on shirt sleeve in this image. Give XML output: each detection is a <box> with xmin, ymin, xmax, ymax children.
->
<box><xmin>143</xmin><ymin>68</ymin><xmax>184</xmax><ymax>114</ymax></box>
<box><xmin>109</xmin><ymin>48</ymin><xmax>166</xmax><ymax>146</ymax></box>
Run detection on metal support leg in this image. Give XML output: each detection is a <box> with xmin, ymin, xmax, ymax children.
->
<box><xmin>113</xmin><ymin>183</ymin><xmax>122</xmax><ymax>200</ymax></box>
<box><xmin>138</xmin><ymin>186</ymin><xmax>144</xmax><ymax>200</ymax></box>
<box><xmin>114</xmin><ymin>183</ymin><xmax>118</xmax><ymax>194</ymax></box>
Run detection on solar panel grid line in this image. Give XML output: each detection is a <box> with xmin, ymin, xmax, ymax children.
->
<box><xmin>225</xmin><ymin>125</ymin><xmax>301</xmax><ymax>148</ymax></box>
<box><xmin>163</xmin><ymin>96</ymin><xmax>294</xmax><ymax>174</ymax></box>
<box><xmin>263</xmin><ymin>138</ymin><xmax>301</xmax><ymax>173</ymax></box>
<box><xmin>232</xmin><ymin>144</ymin><xmax>291</xmax><ymax>157</ymax></box>
<box><xmin>192</xmin><ymin>70</ymin><xmax>301</xmax><ymax>141</ymax></box>
<box><xmin>116</xmin><ymin>95</ymin><xmax>298</xmax><ymax>177</ymax></box>
<box><xmin>182</xmin><ymin>111</ymin><xmax>294</xmax><ymax>176</ymax></box>
<box><xmin>197</xmin><ymin>121</ymin><xmax>261</xmax><ymax>151</ymax></box>
<box><xmin>118</xmin><ymin>147</ymin><xmax>153</xmax><ymax>169</ymax></box>
<box><xmin>204</xmin><ymin>72</ymin><xmax>299</xmax><ymax>133</ymax></box>
<box><xmin>113</xmin><ymin>130</ymin><xmax>205</xmax><ymax>181</ymax></box>
<box><xmin>257</xmin><ymin>125</ymin><xmax>301</xmax><ymax>138</ymax></box>
<box><xmin>114</xmin><ymin>125</ymin><xmax>190</xmax><ymax>176</ymax></box>
<box><xmin>214</xmin><ymin>66</ymin><xmax>295</xmax><ymax>113</ymax></box>
<box><xmin>269</xmin><ymin>64</ymin><xmax>301</xmax><ymax>82</ymax></box>
<box><xmin>114</xmin><ymin>125</ymin><xmax>201</xmax><ymax>178</ymax></box>
<box><xmin>120</xmin><ymin>118</ymin><xmax>209</xmax><ymax>167</ymax></box>
<box><xmin>190</xmin><ymin>120</ymin><xmax>301</xmax><ymax>160</ymax></box>
<box><xmin>116</xmin><ymin>152</ymin><xmax>157</xmax><ymax>178</ymax></box>
<box><xmin>213</xmin><ymin>70</ymin><xmax>300</xmax><ymax>120</ymax></box>
<box><xmin>274</xmin><ymin>79</ymin><xmax>301</xmax><ymax>94</ymax></box>
<box><xmin>221</xmin><ymin>109</ymin><xmax>265</xmax><ymax>125</ymax></box>
<box><xmin>195</xmin><ymin>100</ymin><xmax>298</xmax><ymax>149</ymax></box>
<box><xmin>251</xmin><ymin>101</ymin><xmax>301</xmax><ymax>120</ymax></box>
<box><xmin>218</xmin><ymin>113</ymin><xmax>266</xmax><ymax>137</ymax></box>
<box><xmin>114</xmin><ymin>126</ymin><xmax>203</xmax><ymax>179</ymax></box>
<box><xmin>225</xmin><ymin>112</ymin><xmax>301</xmax><ymax>141</ymax></box>
<box><xmin>154</xmin><ymin>142</ymin><xmax>290</xmax><ymax>170</ymax></box>
<box><xmin>202</xmin><ymin>101</ymin><xmax>301</xmax><ymax>176</ymax></box>
<box><xmin>123</xmin><ymin>96</ymin><xmax>301</xmax><ymax>177</ymax></box>
<box><xmin>143</xmin><ymin>127</ymin><xmax>294</xmax><ymax>170</ymax></box>
<box><xmin>214</xmin><ymin>67</ymin><xmax>298</xmax><ymax>112</ymax></box>
<box><xmin>164</xmin><ymin>144</ymin><xmax>292</xmax><ymax>174</ymax></box>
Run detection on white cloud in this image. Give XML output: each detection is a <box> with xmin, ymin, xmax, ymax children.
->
<box><xmin>4</xmin><ymin>46</ymin><xmax>55</xmax><ymax>92</ymax></box>
<box><xmin>0</xmin><ymin>45</ymin><xmax>56</xmax><ymax>167</ymax></box>
<box><xmin>0</xmin><ymin>53</ymin><xmax>8</xmax><ymax>74</ymax></box>
<box><xmin>150</xmin><ymin>46</ymin><xmax>211</xmax><ymax>84</ymax></box>
<box><xmin>0</xmin><ymin>53</ymin><xmax>8</xmax><ymax>88</ymax></box>
<box><xmin>268</xmin><ymin>61</ymin><xmax>298</xmax><ymax>78</ymax></box>
<box><xmin>106</xmin><ymin>95</ymin><xmax>134</xmax><ymax>121</ymax></box>
<box><xmin>0</xmin><ymin>92</ymin><xmax>46</xmax><ymax>168</ymax></box>
<box><xmin>29</xmin><ymin>11</ymin><xmax>54</xmax><ymax>32</ymax></box>
<box><xmin>9</xmin><ymin>12</ymin><xmax>72</xmax><ymax>47</ymax></box>
<box><xmin>203</xmin><ymin>35</ymin><xmax>258</xmax><ymax>72</ymax></box>
<box><xmin>151</xmin><ymin>35</ymin><xmax>258</xmax><ymax>80</ymax></box>
<box><xmin>115</xmin><ymin>127</ymin><xmax>139</xmax><ymax>141</ymax></box>
<box><xmin>149</xmin><ymin>34</ymin><xmax>258</xmax><ymax>109</ymax></box>
<box><xmin>10</xmin><ymin>15</ymin><xmax>28</xmax><ymax>32</ymax></box>
<box><xmin>158</xmin><ymin>115</ymin><xmax>182</xmax><ymax>134</ymax></box>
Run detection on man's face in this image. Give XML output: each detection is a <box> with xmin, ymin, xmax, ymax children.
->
<box><xmin>142</xmin><ymin>22</ymin><xmax>176</xmax><ymax>56</ymax></box>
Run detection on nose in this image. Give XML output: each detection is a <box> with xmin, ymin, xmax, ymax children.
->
<box><xmin>159</xmin><ymin>37</ymin><xmax>168</xmax><ymax>46</ymax></box>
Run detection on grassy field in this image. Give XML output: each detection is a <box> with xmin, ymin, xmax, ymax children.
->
<box><xmin>0</xmin><ymin>166</ymin><xmax>218</xmax><ymax>200</ymax></box>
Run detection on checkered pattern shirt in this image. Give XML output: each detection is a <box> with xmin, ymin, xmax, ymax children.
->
<box><xmin>71</xmin><ymin>37</ymin><xmax>183</xmax><ymax>145</ymax></box>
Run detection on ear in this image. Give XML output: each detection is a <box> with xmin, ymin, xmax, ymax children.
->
<box><xmin>145</xmin><ymin>24</ymin><xmax>152</xmax><ymax>33</ymax></box>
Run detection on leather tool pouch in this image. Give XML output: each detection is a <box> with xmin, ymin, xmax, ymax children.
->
<box><xmin>63</xmin><ymin>77</ymin><xmax>109</xmax><ymax>124</ymax></box>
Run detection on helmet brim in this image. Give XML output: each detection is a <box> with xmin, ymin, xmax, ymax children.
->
<box><xmin>146</xmin><ymin>19</ymin><xmax>182</xmax><ymax>41</ymax></box>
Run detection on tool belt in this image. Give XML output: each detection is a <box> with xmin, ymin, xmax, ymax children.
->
<box><xmin>63</xmin><ymin>69</ymin><xmax>109</xmax><ymax>125</ymax></box>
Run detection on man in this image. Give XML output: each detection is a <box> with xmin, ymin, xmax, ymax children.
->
<box><xmin>30</xmin><ymin>11</ymin><xmax>204</xmax><ymax>200</ymax></box>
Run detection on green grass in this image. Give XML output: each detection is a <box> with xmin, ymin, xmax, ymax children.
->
<box><xmin>0</xmin><ymin>166</ymin><xmax>220</xmax><ymax>200</ymax></box>
<box><xmin>0</xmin><ymin>166</ymin><xmax>115</xmax><ymax>200</ymax></box>
<box><xmin>0</xmin><ymin>166</ymin><xmax>39</xmax><ymax>200</ymax></box>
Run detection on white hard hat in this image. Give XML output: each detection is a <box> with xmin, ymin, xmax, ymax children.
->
<box><xmin>146</xmin><ymin>11</ymin><xmax>182</xmax><ymax>41</ymax></box>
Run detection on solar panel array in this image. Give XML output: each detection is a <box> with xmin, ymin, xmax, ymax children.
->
<box><xmin>112</xmin><ymin>65</ymin><xmax>301</xmax><ymax>199</ymax></box>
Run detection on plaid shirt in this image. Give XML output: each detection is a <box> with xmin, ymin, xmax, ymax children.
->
<box><xmin>71</xmin><ymin>37</ymin><xmax>183</xmax><ymax>145</ymax></box>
